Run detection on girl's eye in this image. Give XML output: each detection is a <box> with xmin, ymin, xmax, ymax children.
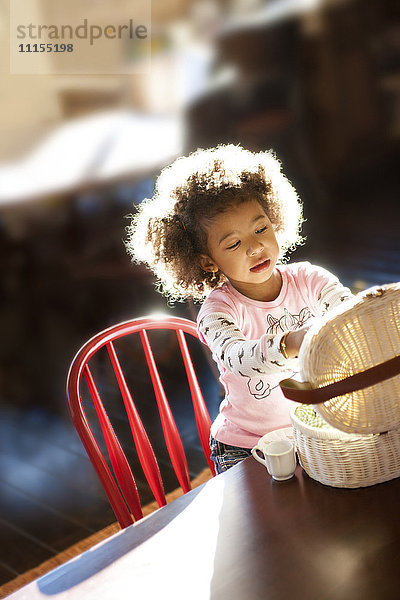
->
<box><xmin>256</xmin><ymin>226</ymin><xmax>267</xmax><ymax>234</ymax></box>
<box><xmin>226</xmin><ymin>240</ymin><xmax>240</xmax><ymax>250</ymax></box>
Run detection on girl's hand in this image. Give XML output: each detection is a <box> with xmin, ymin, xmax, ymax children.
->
<box><xmin>284</xmin><ymin>327</ymin><xmax>310</xmax><ymax>359</ymax></box>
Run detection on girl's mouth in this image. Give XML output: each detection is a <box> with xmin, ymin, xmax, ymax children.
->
<box><xmin>250</xmin><ymin>259</ymin><xmax>270</xmax><ymax>273</ymax></box>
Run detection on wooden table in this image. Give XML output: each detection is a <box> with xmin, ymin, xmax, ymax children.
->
<box><xmin>9</xmin><ymin>458</ymin><xmax>400</xmax><ymax>600</ymax></box>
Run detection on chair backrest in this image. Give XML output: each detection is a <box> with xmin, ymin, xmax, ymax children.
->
<box><xmin>67</xmin><ymin>315</ymin><xmax>215</xmax><ymax>529</ymax></box>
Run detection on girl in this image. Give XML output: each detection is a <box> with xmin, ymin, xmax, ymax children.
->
<box><xmin>126</xmin><ymin>144</ymin><xmax>353</xmax><ymax>473</ymax></box>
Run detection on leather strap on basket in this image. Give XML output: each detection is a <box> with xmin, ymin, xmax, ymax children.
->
<box><xmin>279</xmin><ymin>354</ymin><xmax>400</xmax><ymax>404</ymax></box>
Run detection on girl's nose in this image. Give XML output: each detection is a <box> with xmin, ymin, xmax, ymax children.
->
<box><xmin>247</xmin><ymin>240</ymin><xmax>263</xmax><ymax>256</ymax></box>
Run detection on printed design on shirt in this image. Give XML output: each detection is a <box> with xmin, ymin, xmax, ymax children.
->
<box><xmin>324</xmin><ymin>294</ymin><xmax>352</xmax><ymax>312</ymax></box>
<box><xmin>248</xmin><ymin>372</ymin><xmax>296</xmax><ymax>401</ymax></box>
<box><xmin>265</xmin><ymin>307</ymin><xmax>313</xmax><ymax>334</ymax></box>
<box><xmin>212</xmin><ymin>316</ymin><xmax>244</xmax><ymax>364</ymax></box>
<box><xmin>317</xmin><ymin>293</ymin><xmax>352</xmax><ymax>313</ymax></box>
<box><xmin>243</xmin><ymin>306</ymin><xmax>313</xmax><ymax>402</ymax></box>
<box><xmin>200</xmin><ymin>314</ymin><xmax>304</xmax><ymax>404</ymax></box>
<box><xmin>248</xmin><ymin>378</ymin><xmax>271</xmax><ymax>400</ymax></box>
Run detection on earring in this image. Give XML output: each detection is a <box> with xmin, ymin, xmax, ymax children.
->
<box><xmin>211</xmin><ymin>270</ymin><xmax>217</xmax><ymax>282</ymax></box>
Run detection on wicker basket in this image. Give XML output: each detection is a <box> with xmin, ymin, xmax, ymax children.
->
<box><xmin>295</xmin><ymin>283</ymin><xmax>400</xmax><ymax>433</ymax></box>
<box><xmin>290</xmin><ymin>404</ymin><xmax>400</xmax><ymax>488</ymax></box>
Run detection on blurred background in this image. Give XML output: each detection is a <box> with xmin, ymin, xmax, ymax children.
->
<box><xmin>0</xmin><ymin>0</ymin><xmax>399</xmax><ymax>586</ymax></box>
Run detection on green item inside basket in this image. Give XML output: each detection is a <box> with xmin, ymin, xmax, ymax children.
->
<box><xmin>295</xmin><ymin>404</ymin><xmax>332</xmax><ymax>430</ymax></box>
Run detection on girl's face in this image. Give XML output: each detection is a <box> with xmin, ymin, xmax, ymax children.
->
<box><xmin>199</xmin><ymin>199</ymin><xmax>282</xmax><ymax>302</ymax></box>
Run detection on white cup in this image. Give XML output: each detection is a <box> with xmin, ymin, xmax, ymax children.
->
<box><xmin>251</xmin><ymin>437</ymin><xmax>296</xmax><ymax>481</ymax></box>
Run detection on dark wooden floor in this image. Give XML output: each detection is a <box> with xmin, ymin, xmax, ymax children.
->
<box><xmin>0</xmin><ymin>154</ymin><xmax>399</xmax><ymax>586</ymax></box>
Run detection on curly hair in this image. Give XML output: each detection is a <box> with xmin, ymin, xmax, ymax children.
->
<box><xmin>126</xmin><ymin>144</ymin><xmax>304</xmax><ymax>302</ymax></box>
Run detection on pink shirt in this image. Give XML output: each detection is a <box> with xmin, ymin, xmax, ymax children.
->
<box><xmin>197</xmin><ymin>261</ymin><xmax>353</xmax><ymax>448</ymax></box>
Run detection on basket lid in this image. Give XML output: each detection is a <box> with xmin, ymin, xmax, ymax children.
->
<box><xmin>281</xmin><ymin>284</ymin><xmax>400</xmax><ymax>433</ymax></box>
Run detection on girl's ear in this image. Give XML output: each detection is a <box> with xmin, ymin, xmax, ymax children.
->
<box><xmin>199</xmin><ymin>253</ymin><xmax>218</xmax><ymax>273</ymax></box>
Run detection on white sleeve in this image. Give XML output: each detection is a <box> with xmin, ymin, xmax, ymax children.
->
<box><xmin>317</xmin><ymin>280</ymin><xmax>354</xmax><ymax>314</ymax></box>
<box><xmin>198</xmin><ymin>312</ymin><xmax>298</xmax><ymax>378</ymax></box>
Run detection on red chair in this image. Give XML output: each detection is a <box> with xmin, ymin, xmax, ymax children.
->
<box><xmin>67</xmin><ymin>315</ymin><xmax>215</xmax><ymax>529</ymax></box>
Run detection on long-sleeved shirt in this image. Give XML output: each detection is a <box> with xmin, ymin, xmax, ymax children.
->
<box><xmin>197</xmin><ymin>261</ymin><xmax>353</xmax><ymax>448</ymax></box>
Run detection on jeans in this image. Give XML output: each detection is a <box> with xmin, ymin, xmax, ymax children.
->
<box><xmin>210</xmin><ymin>436</ymin><xmax>253</xmax><ymax>474</ymax></box>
